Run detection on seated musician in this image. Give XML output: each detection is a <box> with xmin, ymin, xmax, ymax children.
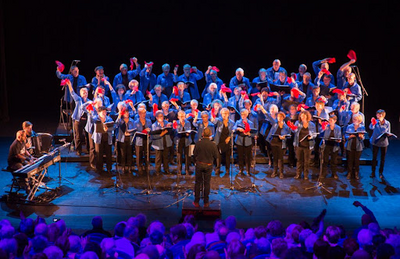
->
<box><xmin>92</xmin><ymin>66</ymin><xmax>110</xmax><ymax>96</ymax></box>
<box><xmin>320</xmin><ymin>115</ymin><xmax>342</xmax><ymax>179</ymax></box>
<box><xmin>134</xmin><ymin>108</ymin><xmax>152</xmax><ymax>175</ymax></box>
<box><xmin>139</xmin><ymin>61</ymin><xmax>157</xmax><ymax>95</ymax></box>
<box><xmin>92</xmin><ymin>106</ymin><xmax>114</xmax><ymax>173</ymax></box>
<box><xmin>157</xmin><ymin>63</ymin><xmax>178</xmax><ymax>98</ymax></box>
<box><xmin>203</xmin><ymin>83</ymin><xmax>222</xmax><ymax>110</ymax></box>
<box><xmin>312</xmin><ymin>58</ymin><xmax>335</xmax><ymax>85</ymax></box>
<box><xmin>265</xmin><ymin>111</ymin><xmax>290</xmax><ymax>179</ymax></box>
<box><xmin>174</xmin><ymin>111</ymin><xmax>192</xmax><ymax>175</ymax></box>
<box><xmin>345</xmin><ymin>114</ymin><xmax>365</xmax><ymax>180</ymax></box>
<box><xmin>213</xmin><ymin>108</ymin><xmax>235</xmax><ymax>175</ymax></box>
<box><xmin>229</xmin><ymin>68</ymin><xmax>251</xmax><ymax>92</ymax></box>
<box><xmin>22</xmin><ymin>121</ymin><xmax>37</xmax><ymax>156</ymax></box>
<box><xmin>149</xmin><ymin>85</ymin><xmax>168</xmax><ymax>111</ymax></box>
<box><xmin>343</xmin><ymin>73</ymin><xmax>362</xmax><ymax>104</ymax></box>
<box><xmin>337</xmin><ymin>58</ymin><xmax>356</xmax><ymax>89</ymax></box>
<box><xmin>115</xmin><ymin>108</ymin><xmax>135</xmax><ymax>174</ymax></box>
<box><xmin>202</xmin><ymin>66</ymin><xmax>224</xmax><ymax>98</ymax></box>
<box><xmin>177</xmin><ymin>64</ymin><xmax>204</xmax><ymax>100</ymax></box>
<box><xmin>56</xmin><ymin>65</ymin><xmax>87</xmax><ymax>103</ymax></box>
<box><xmin>113</xmin><ymin>60</ymin><xmax>141</xmax><ymax>89</ymax></box>
<box><xmin>125</xmin><ymin>80</ymin><xmax>145</xmax><ymax>112</ymax></box>
<box><xmin>66</xmin><ymin>80</ymin><xmax>91</xmax><ymax>156</ymax></box>
<box><xmin>8</xmin><ymin>130</ymin><xmax>35</xmax><ymax>171</ymax></box>
<box><xmin>169</xmin><ymin>82</ymin><xmax>191</xmax><ymax>110</ymax></box>
<box><xmin>295</xmin><ymin>64</ymin><xmax>308</xmax><ymax>83</ymax></box>
<box><xmin>151</xmin><ymin>110</ymin><xmax>173</xmax><ymax>175</ymax></box>
<box><xmin>266</xmin><ymin>59</ymin><xmax>287</xmax><ymax>85</ymax></box>
<box><xmin>193</xmin><ymin>111</ymin><xmax>215</xmax><ymax>142</ymax></box>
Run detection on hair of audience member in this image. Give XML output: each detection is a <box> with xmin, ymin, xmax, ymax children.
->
<box><xmin>313</xmin><ymin>239</ymin><xmax>330</xmax><ymax>259</ymax></box>
<box><xmin>0</xmin><ymin>219</ymin><xmax>12</xmax><ymax>227</ymax></box>
<box><xmin>271</xmin><ymin>238</ymin><xmax>288</xmax><ymax>258</ymax></box>
<box><xmin>372</xmin><ymin>234</ymin><xmax>386</xmax><ymax>247</ymax></box>
<box><xmin>0</xmin><ymin>226</ymin><xmax>15</xmax><ymax>240</ymax></box>
<box><xmin>68</xmin><ymin>235</ymin><xmax>82</xmax><ymax>254</ymax></box>
<box><xmin>290</xmin><ymin>225</ymin><xmax>303</xmax><ymax>244</ymax></box>
<box><xmin>376</xmin><ymin>243</ymin><xmax>395</xmax><ymax>259</ymax></box>
<box><xmin>213</xmin><ymin>219</ymin><xmax>225</xmax><ymax>233</ymax></box>
<box><xmin>147</xmin><ymin>221</ymin><xmax>165</xmax><ymax>235</ymax></box>
<box><xmin>299</xmin><ymin>229</ymin><xmax>313</xmax><ymax>246</ymax></box>
<box><xmin>186</xmin><ymin>232</ymin><xmax>206</xmax><ymax>252</ymax></box>
<box><xmin>34</xmin><ymin>223</ymin><xmax>48</xmax><ymax>237</ymax></box>
<box><xmin>304</xmin><ymin>233</ymin><xmax>318</xmax><ymax>253</ymax></box>
<box><xmin>256</xmin><ymin>237</ymin><xmax>271</xmax><ymax>255</ymax></box>
<box><xmin>282</xmin><ymin>247</ymin><xmax>307</xmax><ymax>259</ymax></box>
<box><xmin>19</xmin><ymin>218</ymin><xmax>34</xmax><ymax>237</ymax></box>
<box><xmin>91</xmin><ymin>216</ymin><xmax>103</xmax><ymax>229</ymax></box>
<box><xmin>337</xmin><ymin>225</ymin><xmax>346</xmax><ymax>239</ymax></box>
<box><xmin>0</xmin><ymin>238</ymin><xmax>17</xmax><ymax>258</ymax></box>
<box><xmin>80</xmin><ymin>251</ymin><xmax>99</xmax><ymax>259</ymax></box>
<box><xmin>351</xmin><ymin>249</ymin><xmax>372</xmax><ymax>259</ymax></box>
<box><xmin>13</xmin><ymin>233</ymin><xmax>28</xmax><ymax>258</ymax></box>
<box><xmin>226</xmin><ymin>239</ymin><xmax>245</xmax><ymax>259</ymax></box>
<box><xmin>100</xmin><ymin>237</ymin><xmax>116</xmax><ymax>258</ymax></box>
<box><xmin>186</xmin><ymin>243</ymin><xmax>206</xmax><ymax>259</ymax></box>
<box><xmin>31</xmin><ymin>252</ymin><xmax>48</xmax><ymax>259</ymax></box>
<box><xmin>358</xmin><ymin>229</ymin><xmax>373</xmax><ymax>248</ymax></box>
<box><xmin>368</xmin><ymin>223</ymin><xmax>380</xmax><ymax>236</ymax></box>
<box><xmin>183</xmin><ymin>215</ymin><xmax>197</xmax><ymax>229</ymax></box>
<box><xmin>55</xmin><ymin>234</ymin><xmax>70</xmax><ymax>257</ymax></box>
<box><xmin>170</xmin><ymin>224</ymin><xmax>187</xmax><ymax>244</ymax></box>
<box><xmin>149</xmin><ymin>230</ymin><xmax>164</xmax><ymax>245</ymax></box>
<box><xmin>324</xmin><ymin>226</ymin><xmax>341</xmax><ymax>245</ymax></box>
<box><xmin>217</xmin><ymin>225</ymin><xmax>229</xmax><ymax>242</ymax></box>
<box><xmin>183</xmin><ymin>223</ymin><xmax>195</xmax><ymax>240</ymax></box>
<box><xmin>327</xmin><ymin>245</ymin><xmax>346</xmax><ymax>259</ymax></box>
<box><xmin>226</xmin><ymin>232</ymin><xmax>241</xmax><ymax>244</ymax></box>
<box><xmin>204</xmin><ymin>250</ymin><xmax>221</xmax><ymax>259</ymax></box>
<box><xmin>342</xmin><ymin>237</ymin><xmax>359</xmax><ymax>257</ymax></box>
<box><xmin>114</xmin><ymin>221</ymin><xmax>127</xmax><ymax>238</ymax></box>
<box><xmin>124</xmin><ymin>225</ymin><xmax>139</xmax><ymax>243</ymax></box>
<box><xmin>32</xmin><ymin>235</ymin><xmax>49</xmax><ymax>254</ymax></box>
<box><xmin>43</xmin><ymin>245</ymin><xmax>64</xmax><ymax>259</ymax></box>
<box><xmin>225</xmin><ymin>216</ymin><xmax>237</xmax><ymax>231</ymax></box>
<box><xmin>127</xmin><ymin>217</ymin><xmax>139</xmax><ymax>227</ymax></box>
<box><xmin>244</xmin><ymin>228</ymin><xmax>255</xmax><ymax>241</ymax></box>
<box><xmin>135</xmin><ymin>253</ymin><xmax>150</xmax><ymax>259</ymax></box>
<box><xmin>385</xmin><ymin>234</ymin><xmax>400</xmax><ymax>255</ymax></box>
<box><xmin>136</xmin><ymin>214</ymin><xmax>147</xmax><ymax>228</ymax></box>
<box><xmin>55</xmin><ymin>220</ymin><xmax>66</xmax><ymax>236</ymax></box>
<box><xmin>285</xmin><ymin>224</ymin><xmax>298</xmax><ymax>239</ymax></box>
<box><xmin>83</xmin><ymin>241</ymin><xmax>102</xmax><ymax>259</ymax></box>
<box><xmin>141</xmin><ymin>244</ymin><xmax>160</xmax><ymax>259</ymax></box>
<box><xmin>268</xmin><ymin>220</ymin><xmax>285</xmax><ymax>238</ymax></box>
<box><xmin>47</xmin><ymin>223</ymin><xmax>60</xmax><ymax>243</ymax></box>
<box><xmin>254</xmin><ymin>226</ymin><xmax>267</xmax><ymax>239</ymax></box>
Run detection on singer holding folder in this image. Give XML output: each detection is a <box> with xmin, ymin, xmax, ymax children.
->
<box><xmin>345</xmin><ymin>114</ymin><xmax>365</xmax><ymax>180</ymax></box>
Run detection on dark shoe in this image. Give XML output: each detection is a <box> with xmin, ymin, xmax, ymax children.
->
<box><xmin>215</xmin><ymin>168</ymin><xmax>220</xmax><ymax>175</ymax></box>
<box><xmin>379</xmin><ymin>173</ymin><xmax>384</xmax><ymax>179</ymax></box>
<box><xmin>192</xmin><ymin>202</ymin><xmax>200</xmax><ymax>208</ymax></box>
<box><xmin>304</xmin><ymin>174</ymin><xmax>309</xmax><ymax>180</ymax></box>
<box><xmin>333</xmin><ymin>173</ymin><xmax>339</xmax><ymax>180</ymax></box>
<box><xmin>204</xmin><ymin>202</ymin><xmax>210</xmax><ymax>208</ymax></box>
<box><xmin>239</xmin><ymin>170</ymin><xmax>244</xmax><ymax>175</ymax></box>
<box><xmin>279</xmin><ymin>173</ymin><xmax>284</xmax><ymax>179</ymax></box>
<box><xmin>370</xmin><ymin>172</ymin><xmax>376</xmax><ymax>178</ymax></box>
<box><xmin>271</xmin><ymin>171</ymin><xmax>277</xmax><ymax>178</ymax></box>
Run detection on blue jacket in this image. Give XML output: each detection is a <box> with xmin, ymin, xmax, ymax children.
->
<box><xmin>321</xmin><ymin>124</ymin><xmax>342</xmax><ymax>152</ymax></box>
<box><xmin>369</xmin><ymin>119</ymin><xmax>391</xmax><ymax>147</ymax></box>
<box><xmin>233</xmin><ymin>119</ymin><xmax>256</xmax><ymax>146</ymax></box>
<box><xmin>83</xmin><ymin>105</ymin><xmax>97</xmax><ymax>134</ymax></box>
<box><xmin>266</xmin><ymin>67</ymin><xmax>287</xmax><ymax>85</ymax></box>
<box><xmin>169</xmin><ymin>92</ymin><xmax>191</xmax><ymax>104</ymax></box>
<box><xmin>92</xmin><ymin>76</ymin><xmax>110</xmax><ymax>95</ymax></box>
<box><xmin>125</xmin><ymin>90</ymin><xmax>145</xmax><ymax>105</ymax></box>
<box><xmin>70</xmin><ymin>90</ymin><xmax>91</xmax><ymax>122</ymax></box>
<box><xmin>292</xmin><ymin>121</ymin><xmax>317</xmax><ymax>150</ymax></box>
<box><xmin>213</xmin><ymin>118</ymin><xmax>235</xmax><ymax>145</ymax></box>
<box><xmin>343</xmin><ymin>111</ymin><xmax>365</xmax><ymax>127</ymax></box>
<box><xmin>312</xmin><ymin>60</ymin><xmax>335</xmax><ymax>85</ymax></box>
<box><xmin>174</xmin><ymin>120</ymin><xmax>192</xmax><ymax>147</ymax></box>
<box><xmin>133</xmin><ymin>118</ymin><xmax>152</xmax><ymax>147</ymax></box>
<box><xmin>157</xmin><ymin>73</ymin><xmax>178</xmax><ymax>93</ymax></box>
<box><xmin>229</xmin><ymin>76</ymin><xmax>251</xmax><ymax>92</ymax></box>
<box><xmin>151</xmin><ymin>93</ymin><xmax>169</xmax><ymax>108</ymax></box>
<box><xmin>332</xmin><ymin>99</ymin><xmax>350</xmax><ymax>126</ymax></box>
<box><xmin>344</xmin><ymin>82</ymin><xmax>362</xmax><ymax>103</ymax></box>
<box><xmin>110</xmin><ymin>89</ymin><xmax>126</xmax><ymax>114</ymax></box>
<box><xmin>177</xmin><ymin>71</ymin><xmax>204</xmax><ymax>99</ymax></box>
<box><xmin>139</xmin><ymin>68</ymin><xmax>157</xmax><ymax>95</ymax></box>
<box><xmin>113</xmin><ymin>67</ymin><xmax>140</xmax><ymax>88</ymax></box>
<box><xmin>266</xmin><ymin>120</ymin><xmax>290</xmax><ymax>149</ymax></box>
<box><xmin>92</xmin><ymin>115</ymin><xmax>114</xmax><ymax>145</ymax></box>
<box><xmin>345</xmin><ymin>124</ymin><xmax>365</xmax><ymax>151</ymax></box>
<box><xmin>195</xmin><ymin>121</ymin><xmax>215</xmax><ymax>142</ymax></box>
<box><xmin>254</xmin><ymin>96</ymin><xmax>281</xmax><ymax>121</ymax></box>
<box><xmin>56</xmin><ymin>71</ymin><xmax>87</xmax><ymax>102</ymax></box>
<box><xmin>336</xmin><ymin>70</ymin><xmax>347</xmax><ymax>89</ymax></box>
<box><xmin>115</xmin><ymin>117</ymin><xmax>135</xmax><ymax>143</ymax></box>
<box><xmin>202</xmin><ymin>75</ymin><xmax>224</xmax><ymax>97</ymax></box>
<box><xmin>203</xmin><ymin>92</ymin><xmax>222</xmax><ymax>109</ymax></box>
<box><xmin>151</xmin><ymin>120</ymin><xmax>173</xmax><ymax>150</ymax></box>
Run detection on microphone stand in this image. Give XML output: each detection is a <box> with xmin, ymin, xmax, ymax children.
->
<box><xmin>245</xmin><ymin>135</ymin><xmax>262</xmax><ymax>195</ymax></box>
<box><xmin>352</xmin><ymin>66</ymin><xmax>368</xmax><ymax>114</ymax></box>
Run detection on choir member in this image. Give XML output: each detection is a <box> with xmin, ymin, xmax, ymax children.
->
<box><xmin>94</xmin><ymin>85</ymin><xmax>111</xmax><ymax>109</ymax></box>
<box><xmin>149</xmin><ymin>85</ymin><xmax>168</xmax><ymax>110</ymax></box>
<box><xmin>209</xmin><ymin>99</ymin><xmax>223</xmax><ymax>121</ymax></box>
<box><xmin>343</xmin><ymin>73</ymin><xmax>362</xmax><ymax>104</ymax></box>
<box><xmin>161</xmin><ymin>101</ymin><xmax>178</xmax><ymax>122</ymax></box>
<box><xmin>156</xmin><ymin>64</ymin><xmax>178</xmax><ymax>97</ymax></box>
<box><xmin>134</xmin><ymin>108</ymin><xmax>152</xmax><ymax>175</ymax></box>
<box><xmin>312</xmin><ymin>58</ymin><xmax>335</xmax><ymax>85</ymax></box>
<box><xmin>125</xmin><ymin>80</ymin><xmax>145</xmax><ymax>111</ymax></box>
<box><xmin>285</xmin><ymin>105</ymin><xmax>298</xmax><ymax>168</ymax></box>
<box><xmin>299</xmin><ymin>73</ymin><xmax>315</xmax><ymax>98</ymax></box>
<box><xmin>213</xmin><ymin>108</ymin><xmax>235</xmax><ymax>175</ymax></box>
<box><xmin>337</xmin><ymin>58</ymin><xmax>356</xmax><ymax>89</ymax></box>
<box><xmin>113</xmin><ymin>59</ymin><xmax>140</xmax><ymax>89</ymax></box>
<box><xmin>320</xmin><ymin>115</ymin><xmax>341</xmax><ymax>179</ymax></box>
<box><xmin>203</xmin><ymin>83</ymin><xmax>222</xmax><ymax>109</ymax></box>
<box><xmin>229</xmin><ymin>68</ymin><xmax>251</xmax><ymax>92</ymax></box>
<box><xmin>345</xmin><ymin>114</ymin><xmax>365</xmax><ymax>180</ymax></box>
<box><xmin>202</xmin><ymin>66</ymin><xmax>224</xmax><ymax>97</ymax></box>
<box><xmin>92</xmin><ymin>66</ymin><xmax>110</xmax><ymax>95</ymax></box>
<box><xmin>227</xmin><ymin>87</ymin><xmax>244</xmax><ymax>121</ymax></box>
<box><xmin>115</xmin><ymin>109</ymin><xmax>135</xmax><ymax>173</ymax></box>
<box><xmin>274</xmin><ymin>71</ymin><xmax>298</xmax><ymax>90</ymax></box>
<box><xmin>170</xmin><ymin>82</ymin><xmax>191</xmax><ymax>109</ymax></box>
<box><xmin>174</xmin><ymin>110</ymin><xmax>192</xmax><ymax>175</ymax></box>
<box><xmin>93</xmin><ymin>106</ymin><xmax>114</xmax><ymax>173</ymax></box>
<box><xmin>139</xmin><ymin>62</ymin><xmax>157</xmax><ymax>95</ymax></box>
<box><xmin>258</xmin><ymin>104</ymin><xmax>279</xmax><ymax>167</ymax></box>
<box><xmin>266</xmin><ymin>59</ymin><xmax>287</xmax><ymax>85</ymax></box>
<box><xmin>315</xmin><ymin>73</ymin><xmax>335</xmax><ymax>105</ymax></box>
<box><xmin>56</xmin><ymin>65</ymin><xmax>87</xmax><ymax>103</ymax></box>
<box><xmin>295</xmin><ymin>64</ymin><xmax>308</xmax><ymax>83</ymax></box>
<box><xmin>243</xmin><ymin>99</ymin><xmax>258</xmax><ymax>130</ymax></box>
<box><xmin>67</xmin><ymin>80</ymin><xmax>91</xmax><ymax>156</ymax></box>
<box><xmin>83</xmin><ymin>98</ymin><xmax>101</xmax><ymax>169</ymax></box>
<box><xmin>282</xmin><ymin>88</ymin><xmax>306</xmax><ymax>112</ymax></box>
<box><xmin>343</xmin><ymin>102</ymin><xmax>365</xmax><ymax>128</ymax></box>
<box><xmin>305</xmin><ymin>85</ymin><xmax>323</xmax><ymax>107</ymax></box>
<box><xmin>312</xmin><ymin>97</ymin><xmax>330</xmax><ymax>166</ymax></box>
<box><xmin>110</xmin><ymin>84</ymin><xmax>127</xmax><ymax>115</ymax></box>
<box><xmin>151</xmin><ymin>110</ymin><xmax>172</xmax><ymax>175</ymax></box>
<box><xmin>290</xmin><ymin>110</ymin><xmax>316</xmax><ymax>180</ymax></box>
<box><xmin>177</xmin><ymin>64</ymin><xmax>204</xmax><ymax>100</ymax></box>
<box><xmin>254</xmin><ymin>88</ymin><xmax>281</xmax><ymax>119</ymax></box>
<box><xmin>250</xmin><ymin>68</ymin><xmax>269</xmax><ymax>99</ymax></box>
<box><xmin>193</xmin><ymin>111</ymin><xmax>215</xmax><ymax>142</ymax></box>
<box><xmin>369</xmin><ymin>109</ymin><xmax>391</xmax><ymax>179</ymax></box>
<box><xmin>265</xmin><ymin>111</ymin><xmax>290</xmax><ymax>178</ymax></box>
<box><xmin>332</xmin><ymin>89</ymin><xmax>350</xmax><ymax>127</ymax></box>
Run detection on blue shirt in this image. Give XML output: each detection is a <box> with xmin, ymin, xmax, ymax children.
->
<box><xmin>312</xmin><ymin>60</ymin><xmax>335</xmax><ymax>85</ymax></box>
<box><xmin>369</xmin><ymin>119</ymin><xmax>391</xmax><ymax>147</ymax></box>
<box><xmin>70</xmin><ymin>91</ymin><xmax>91</xmax><ymax>122</ymax></box>
<box><xmin>177</xmin><ymin>71</ymin><xmax>204</xmax><ymax>99</ymax></box>
<box><xmin>344</xmin><ymin>82</ymin><xmax>362</xmax><ymax>103</ymax></box>
<box><xmin>151</xmin><ymin>120</ymin><xmax>173</xmax><ymax>150</ymax></box>
<box><xmin>229</xmin><ymin>76</ymin><xmax>251</xmax><ymax>92</ymax></box>
<box><xmin>321</xmin><ymin>124</ymin><xmax>342</xmax><ymax>152</ymax></box>
<box><xmin>345</xmin><ymin>124</ymin><xmax>365</xmax><ymax>151</ymax></box>
<box><xmin>133</xmin><ymin>118</ymin><xmax>152</xmax><ymax>146</ymax></box>
<box><xmin>292</xmin><ymin>121</ymin><xmax>317</xmax><ymax>150</ymax></box>
<box><xmin>139</xmin><ymin>68</ymin><xmax>157</xmax><ymax>95</ymax></box>
<box><xmin>266</xmin><ymin>119</ymin><xmax>291</xmax><ymax>149</ymax></box>
<box><xmin>202</xmin><ymin>75</ymin><xmax>224</xmax><ymax>97</ymax></box>
<box><xmin>113</xmin><ymin>67</ymin><xmax>141</xmax><ymax>88</ymax></box>
<box><xmin>203</xmin><ymin>92</ymin><xmax>222</xmax><ymax>109</ymax></box>
<box><xmin>266</xmin><ymin>67</ymin><xmax>287</xmax><ymax>85</ymax></box>
<box><xmin>56</xmin><ymin>71</ymin><xmax>87</xmax><ymax>102</ymax></box>
<box><xmin>92</xmin><ymin>115</ymin><xmax>114</xmax><ymax>145</ymax></box>
<box><xmin>195</xmin><ymin>121</ymin><xmax>215</xmax><ymax>142</ymax></box>
<box><xmin>157</xmin><ymin>73</ymin><xmax>178</xmax><ymax>92</ymax></box>
<box><xmin>233</xmin><ymin>119</ymin><xmax>256</xmax><ymax>146</ymax></box>
<box><xmin>213</xmin><ymin>118</ymin><xmax>235</xmax><ymax>145</ymax></box>
<box><xmin>115</xmin><ymin>117</ymin><xmax>135</xmax><ymax>143</ymax></box>
<box><xmin>174</xmin><ymin>120</ymin><xmax>192</xmax><ymax>147</ymax></box>
<box><xmin>92</xmin><ymin>76</ymin><xmax>111</xmax><ymax>95</ymax></box>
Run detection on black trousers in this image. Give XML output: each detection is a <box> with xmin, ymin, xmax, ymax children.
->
<box><xmin>155</xmin><ymin>149</ymin><xmax>170</xmax><ymax>174</ymax></box>
<box><xmin>118</xmin><ymin>138</ymin><xmax>132</xmax><ymax>167</ymax></box>
<box><xmin>271</xmin><ymin>145</ymin><xmax>284</xmax><ymax>174</ymax></box>
<box><xmin>372</xmin><ymin>145</ymin><xmax>387</xmax><ymax>174</ymax></box>
<box><xmin>194</xmin><ymin>163</ymin><xmax>213</xmax><ymax>203</ymax></box>
<box><xmin>95</xmin><ymin>134</ymin><xmax>112</xmax><ymax>171</ymax></box>
<box><xmin>73</xmin><ymin>119</ymin><xmax>87</xmax><ymax>153</ymax></box>
<box><xmin>258</xmin><ymin>133</ymin><xmax>272</xmax><ymax>163</ymax></box>
<box><xmin>177</xmin><ymin>139</ymin><xmax>190</xmax><ymax>172</ymax></box>
<box><xmin>347</xmin><ymin>150</ymin><xmax>362</xmax><ymax>175</ymax></box>
<box><xmin>135</xmin><ymin>141</ymin><xmax>149</xmax><ymax>173</ymax></box>
<box><xmin>322</xmin><ymin>145</ymin><xmax>338</xmax><ymax>176</ymax></box>
<box><xmin>237</xmin><ymin>144</ymin><xmax>252</xmax><ymax>172</ymax></box>
<box><xmin>216</xmin><ymin>146</ymin><xmax>231</xmax><ymax>173</ymax></box>
<box><xmin>296</xmin><ymin>146</ymin><xmax>311</xmax><ymax>177</ymax></box>
<box><xmin>313</xmin><ymin>137</ymin><xmax>322</xmax><ymax>164</ymax></box>
<box><xmin>287</xmin><ymin>136</ymin><xmax>296</xmax><ymax>166</ymax></box>
<box><xmin>88</xmin><ymin>133</ymin><xmax>96</xmax><ymax>167</ymax></box>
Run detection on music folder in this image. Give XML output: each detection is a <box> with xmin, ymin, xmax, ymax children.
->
<box><xmin>269</xmin><ymin>84</ymin><xmax>291</xmax><ymax>94</ymax></box>
<box><xmin>375</xmin><ymin>132</ymin><xmax>397</xmax><ymax>142</ymax></box>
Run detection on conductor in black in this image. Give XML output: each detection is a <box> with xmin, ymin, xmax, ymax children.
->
<box><xmin>193</xmin><ymin>128</ymin><xmax>219</xmax><ymax>208</ymax></box>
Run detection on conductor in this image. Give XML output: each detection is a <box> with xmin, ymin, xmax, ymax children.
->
<box><xmin>193</xmin><ymin>128</ymin><xmax>219</xmax><ymax>208</ymax></box>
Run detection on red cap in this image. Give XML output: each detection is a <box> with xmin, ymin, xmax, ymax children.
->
<box><xmin>240</xmin><ymin>90</ymin><xmax>246</xmax><ymax>95</ymax></box>
<box><xmin>211</xmin><ymin>66</ymin><xmax>220</xmax><ymax>72</ymax></box>
<box><xmin>321</xmin><ymin>68</ymin><xmax>331</xmax><ymax>75</ymax></box>
<box><xmin>345</xmin><ymin>88</ymin><xmax>353</xmax><ymax>95</ymax></box>
<box><xmin>253</xmin><ymin>105</ymin><xmax>259</xmax><ymax>112</ymax></box>
<box><xmin>327</xmin><ymin>57</ymin><xmax>336</xmax><ymax>63</ymax></box>
<box><xmin>125</xmin><ymin>99</ymin><xmax>133</xmax><ymax>105</ymax></box>
<box><xmin>188</xmin><ymin>113</ymin><xmax>195</xmax><ymax>118</ymax></box>
<box><xmin>371</xmin><ymin>117</ymin><xmax>377</xmax><ymax>125</ymax></box>
<box><xmin>97</xmin><ymin>88</ymin><xmax>105</xmax><ymax>95</ymax></box>
<box><xmin>211</xmin><ymin>108</ymin><xmax>216</xmax><ymax>119</ymax></box>
<box><xmin>244</xmin><ymin>94</ymin><xmax>249</xmax><ymax>100</ymax></box>
<box><xmin>292</xmin><ymin>73</ymin><xmax>297</xmax><ymax>80</ymax></box>
<box><xmin>347</xmin><ymin>50</ymin><xmax>357</xmax><ymax>61</ymax></box>
<box><xmin>146</xmin><ymin>90</ymin><xmax>151</xmax><ymax>96</ymax></box>
<box><xmin>297</xmin><ymin>104</ymin><xmax>309</xmax><ymax>111</ymax></box>
<box><xmin>332</xmin><ymin>89</ymin><xmax>344</xmax><ymax>95</ymax></box>
<box><xmin>268</xmin><ymin>92</ymin><xmax>275</xmax><ymax>97</ymax></box>
<box><xmin>145</xmin><ymin>61</ymin><xmax>154</xmax><ymax>67</ymax></box>
<box><xmin>55</xmin><ymin>60</ymin><xmax>65</xmax><ymax>72</ymax></box>
<box><xmin>291</xmin><ymin>88</ymin><xmax>300</xmax><ymax>98</ymax></box>
<box><xmin>173</xmin><ymin>86</ymin><xmax>179</xmax><ymax>96</ymax></box>
<box><xmin>119</xmin><ymin>107</ymin><xmax>126</xmax><ymax>116</ymax></box>
<box><xmin>142</xmin><ymin>129</ymin><xmax>148</xmax><ymax>134</ymax></box>
<box><xmin>130</xmin><ymin>58</ymin><xmax>134</xmax><ymax>70</ymax></box>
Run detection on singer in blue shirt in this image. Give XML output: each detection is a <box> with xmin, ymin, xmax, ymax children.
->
<box><xmin>177</xmin><ymin>64</ymin><xmax>204</xmax><ymax>100</ymax></box>
<box><xmin>157</xmin><ymin>63</ymin><xmax>178</xmax><ymax>97</ymax></box>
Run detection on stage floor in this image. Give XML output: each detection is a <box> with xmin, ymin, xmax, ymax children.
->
<box><xmin>1</xmin><ymin>137</ymin><xmax>400</xmax><ymax>235</ymax></box>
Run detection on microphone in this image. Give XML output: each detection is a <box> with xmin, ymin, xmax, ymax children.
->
<box><xmin>74</xmin><ymin>60</ymin><xmax>81</xmax><ymax>63</ymax></box>
<box><xmin>350</xmin><ymin>65</ymin><xmax>357</xmax><ymax>68</ymax></box>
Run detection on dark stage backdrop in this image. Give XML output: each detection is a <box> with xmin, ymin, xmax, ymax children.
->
<box><xmin>1</xmin><ymin>0</ymin><xmax>399</xmax><ymax>132</ymax></box>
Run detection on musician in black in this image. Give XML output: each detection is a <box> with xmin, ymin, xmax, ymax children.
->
<box><xmin>193</xmin><ymin>128</ymin><xmax>219</xmax><ymax>208</ymax></box>
<box><xmin>8</xmin><ymin>130</ymin><xmax>35</xmax><ymax>171</ymax></box>
<box><xmin>22</xmin><ymin>121</ymin><xmax>37</xmax><ymax>156</ymax></box>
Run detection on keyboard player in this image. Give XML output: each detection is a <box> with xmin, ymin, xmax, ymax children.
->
<box><xmin>7</xmin><ymin>130</ymin><xmax>36</xmax><ymax>171</ymax></box>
